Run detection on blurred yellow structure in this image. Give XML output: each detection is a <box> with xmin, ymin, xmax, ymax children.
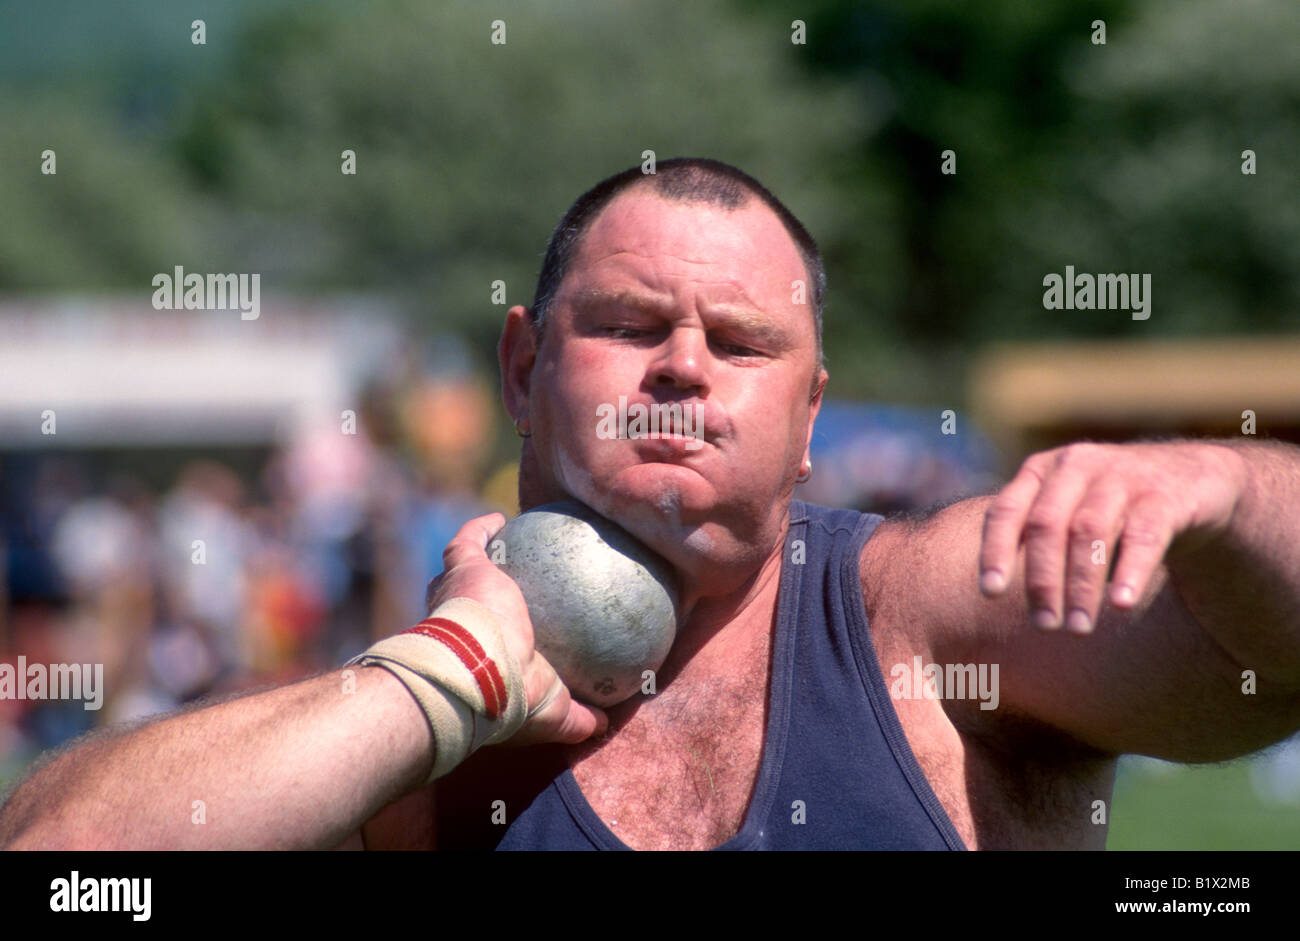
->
<box><xmin>970</xmin><ymin>336</ymin><xmax>1300</xmax><ymax>465</ymax></box>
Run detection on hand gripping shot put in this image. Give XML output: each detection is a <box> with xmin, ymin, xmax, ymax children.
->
<box><xmin>347</xmin><ymin>499</ymin><xmax>680</xmax><ymax>780</ymax></box>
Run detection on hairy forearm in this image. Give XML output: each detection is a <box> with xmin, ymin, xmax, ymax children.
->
<box><xmin>0</xmin><ymin>666</ymin><xmax>433</xmax><ymax>849</ymax></box>
<box><xmin>1166</xmin><ymin>438</ymin><xmax>1300</xmax><ymax>685</ymax></box>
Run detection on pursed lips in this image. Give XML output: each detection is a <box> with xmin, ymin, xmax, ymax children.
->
<box><xmin>619</xmin><ymin>397</ymin><xmax>724</xmax><ymax>446</ymax></box>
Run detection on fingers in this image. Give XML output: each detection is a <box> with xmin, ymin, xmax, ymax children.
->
<box><xmin>1017</xmin><ymin>460</ymin><xmax>1093</xmax><ymax>629</ymax></box>
<box><xmin>442</xmin><ymin>512</ymin><xmax>507</xmax><ymax>569</ymax></box>
<box><xmin>1107</xmin><ymin>494</ymin><xmax>1176</xmax><ymax>611</ymax></box>
<box><xmin>979</xmin><ymin>454</ymin><xmax>1050</xmax><ymax>595</ymax></box>
<box><xmin>1060</xmin><ymin>484</ymin><xmax>1128</xmax><ymax>633</ymax></box>
<box><xmin>983</xmin><ymin>445</ymin><xmax>1182</xmax><ymax>635</ymax></box>
<box><xmin>427</xmin><ymin>513</ymin><xmax>507</xmax><ymax>612</ymax></box>
<box><xmin>435</xmin><ymin>512</ymin><xmax>610</xmax><ymax>749</ymax></box>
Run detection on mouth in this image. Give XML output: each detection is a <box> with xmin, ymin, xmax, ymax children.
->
<box><xmin>630</xmin><ymin>434</ymin><xmax>709</xmax><ymax>461</ymax></box>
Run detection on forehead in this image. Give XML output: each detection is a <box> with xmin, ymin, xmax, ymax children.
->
<box><xmin>565</xmin><ymin>186</ymin><xmax>808</xmax><ymax>307</ymax></box>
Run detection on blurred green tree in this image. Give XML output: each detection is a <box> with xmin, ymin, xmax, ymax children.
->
<box><xmin>0</xmin><ymin>91</ymin><xmax>208</xmax><ymax>288</ymax></box>
<box><xmin>173</xmin><ymin>0</ymin><xmax>880</xmax><ymax>384</ymax></box>
<box><xmin>743</xmin><ymin>0</ymin><xmax>1300</xmax><ymax>396</ymax></box>
<box><xmin>4</xmin><ymin>0</ymin><xmax>1296</xmax><ymax>405</ymax></box>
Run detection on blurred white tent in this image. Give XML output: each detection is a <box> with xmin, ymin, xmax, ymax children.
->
<box><xmin>0</xmin><ymin>296</ymin><xmax>404</xmax><ymax>447</ymax></box>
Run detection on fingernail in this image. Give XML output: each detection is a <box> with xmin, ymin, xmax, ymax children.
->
<box><xmin>1032</xmin><ymin>608</ymin><xmax>1060</xmax><ymax>629</ymax></box>
<box><xmin>980</xmin><ymin>569</ymin><xmax>1006</xmax><ymax>595</ymax></box>
<box><xmin>1065</xmin><ymin>608</ymin><xmax>1093</xmax><ymax>634</ymax></box>
<box><xmin>1112</xmin><ymin>584</ymin><xmax>1135</xmax><ymax>606</ymax></box>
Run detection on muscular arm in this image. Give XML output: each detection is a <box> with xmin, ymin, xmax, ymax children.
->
<box><xmin>1162</xmin><ymin>439</ymin><xmax>1300</xmax><ymax>682</ymax></box>
<box><xmin>0</xmin><ymin>666</ymin><xmax>434</xmax><ymax>849</ymax></box>
<box><xmin>864</xmin><ymin>440</ymin><xmax>1300</xmax><ymax>762</ymax></box>
<box><xmin>1</xmin><ymin>512</ymin><xmax>600</xmax><ymax>851</ymax></box>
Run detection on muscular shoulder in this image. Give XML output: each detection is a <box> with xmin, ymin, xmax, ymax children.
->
<box><xmin>858</xmin><ymin>495</ymin><xmax>996</xmax><ymax>658</ymax></box>
<box><xmin>857</xmin><ymin>496</ymin><xmax>1122</xmax><ymax>751</ymax></box>
<box><xmin>857</xmin><ymin>500</ymin><xmax>1119</xmax><ymax>847</ymax></box>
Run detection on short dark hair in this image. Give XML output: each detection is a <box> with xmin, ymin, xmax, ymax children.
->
<box><xmin>528</xmin><ymin>157</ymin><xmax>827</xmax><ymax>368</ymax></box>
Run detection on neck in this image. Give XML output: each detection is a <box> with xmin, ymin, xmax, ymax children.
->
<box><xmin>645</xmin><ymin>541</ymin><xmax>783</xmax><ymax>691</ymax></box>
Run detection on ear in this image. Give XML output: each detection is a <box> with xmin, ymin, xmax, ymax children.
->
<box><xmin>810</xmin><ymin>367</ymin><xmax>828</xmax><ymax>408</ymax></box>
<box><xmin>499</xmin><ymin>305</ymin><xmax>537</xmax><ymax>421</ymax></box>
<box><xmin>802</xmin><ymin>367</ymin><xmax>828</xmax><ymax>465</ymax></box>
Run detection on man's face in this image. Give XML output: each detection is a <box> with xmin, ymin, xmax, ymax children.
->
<box><xmin>502</xmin><ymin>186</ymin><xmax>826</xmax><ymax>594</ymax></box>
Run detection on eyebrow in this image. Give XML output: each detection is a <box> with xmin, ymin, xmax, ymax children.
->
<box><xmin>569</xmin><ymin>288</ymin><xmax>674</xmax><ymax>314</ymax></box>
<box><xmin>570</xmin><ymin>288</ymin><xmax>791</xmax><ymax>346</ymax></box>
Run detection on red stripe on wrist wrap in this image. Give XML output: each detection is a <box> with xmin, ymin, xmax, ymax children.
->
<box><xmin>403</xmin><ymin>617</ymin><xmax>509</xmax><ymax>719</ymax></box>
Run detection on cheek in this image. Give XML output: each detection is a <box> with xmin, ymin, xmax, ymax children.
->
<box><xmin>734</xmin><ymin>382</ymin><xmax>808</xmax><ymax>450</ymax></box>
<box><xmin>552</xmin><ymin>443</ymin><xmax>604</xmax><ymax>510</ymax></box>
<box><xmin>535</xmin><ymin>351</ymin><xmax>622</xmax><ymax>472</ymax></box>
<box><xmin>537</xmin><ymin>353</ymin><xmax>596</xmax><ymax>427</ymax></box>
<box><xmin>545</xmin><ymin>346</ymin><xmax>642</xmax><ymax>431</ymax></box>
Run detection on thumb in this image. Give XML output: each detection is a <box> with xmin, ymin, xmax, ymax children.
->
<box><xmin>508</xmin><ymin>683</ymin><xmax>609</xmax><ymax>746</ymax></box>
<box><xmin>553</xmin><ymin>699</ymin><xmax>610</xmax><ymax>744</ymax></box>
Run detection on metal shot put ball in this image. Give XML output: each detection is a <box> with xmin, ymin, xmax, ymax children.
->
<box><xmin>491</xmin><ymin>500</ymin><xmax>680</xmax><ymax>708</ymax></box>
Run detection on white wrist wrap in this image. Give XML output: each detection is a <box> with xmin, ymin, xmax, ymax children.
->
<box><xmin>346</xmin><ymin>597</ymin><xmax>529</xmax><ymax>782</ymax></box>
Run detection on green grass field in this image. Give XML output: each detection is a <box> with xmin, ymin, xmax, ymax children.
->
<box><xmin>1108</xmin><ymin>751</ymin><xmax>1300</xmax><ymax>850</ymax></box>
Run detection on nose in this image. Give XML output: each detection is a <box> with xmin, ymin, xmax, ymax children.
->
<box><xmin>648</xmin><ymin>325</ymin><xmax>710</xmax><ymax>396</ymax></box>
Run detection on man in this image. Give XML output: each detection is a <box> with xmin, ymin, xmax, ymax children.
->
<box><xmin>2</xmin><ymin>158</ymin><xmax>1298</xmax><ymax>850</ymax></box>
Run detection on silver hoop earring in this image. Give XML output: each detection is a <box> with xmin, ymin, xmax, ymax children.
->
<box><xmin>513</xmin><ymin>416</ymin><xmax>532</xmax><ymax>438</ymax></box>
<box><xmin>795</xmin><ymin>459</ymin><xmax>812</xmax><ymax>484</ymax></box>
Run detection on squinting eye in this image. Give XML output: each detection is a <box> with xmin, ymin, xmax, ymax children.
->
<box><xmin>605</xmin><ymin>327</ymin><xmax>645</xmax><ymax>339</ymax></box>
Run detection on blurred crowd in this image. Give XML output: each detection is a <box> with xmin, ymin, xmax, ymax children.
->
<box><xmin>0</xmin><ymin>356</ymin><xmax>519</xmax><ymax>787</ymax></box>
<box><xmin>0</xmin><ymin>370</ymin><xmax>1000</xmax><ymax>786</ymax></box>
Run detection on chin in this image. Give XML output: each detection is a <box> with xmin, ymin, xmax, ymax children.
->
<box><xmin>608</xmin><ymin>464</ymin><xmax>711</xmax><ymax>517</ymax></box>
<box><xmin>582</xmin><ymin>469</ymin><xmax>728</xmax><ymax>567</ymax></box>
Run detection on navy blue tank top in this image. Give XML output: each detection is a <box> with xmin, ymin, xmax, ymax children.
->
<box><xmin>489</xmin><ymin>500</ymin><xmax>967</xmax><ymax>850</ymax></box>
